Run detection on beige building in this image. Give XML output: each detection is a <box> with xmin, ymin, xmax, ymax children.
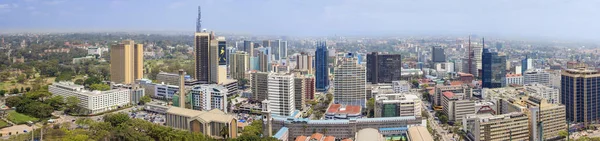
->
<box><xmin>441</xmin><ymin>91</ymin><xmax>475</xmax><ymax>122</ymax></box>
<box><xmin>210</xmin><ymin>36</ymin><xmax>227</xmax><ymax>84</ymax></box>
<box><xmin>407</xmin><ymin>126</ymin><xmax>433</xmax><ymax>141</ymax></box>
<box><xmin>500</xmin><ymin>96</ymin><xmax>567</xmax><ymax>140</ymax></box>
<box><xmin>110</xmin><ymin>40</ymin><xmax>143</xmax><ymax>84</ymax></box>
<box><xmin>230</xmin><ymin>51</ymin><xmax>249</xmax><ymax>79</ymax></box>
<box><xmin>433</xmin><ymin>84</ymin><xmax>471</xmax><ymax>107</ymax></box>
<box><xmin>355</xmin><ymin>128</ymin><xmax>384</xmax><ymax>141</ymax></box>
<box><xmin>294</xmin><ymin>75</ymin><xmax>306</xmax><ymax>111</ymax></box>
<box><xmin>251</xmin><ymin>72</ymin><xmax>269</xmax><ymax>101</ymax></box>
<box><xmin>374</xmin><ymin>93</ymin><xmax>422</xmax><ymax>119</ymax></box>
<box><xmin>165</xmin><ymin>107</ymin><xmax>238</xmax><ymax>139</ymax></box>
<box><xmin>463</xmin><ymin>112</ymin><xmax>529</xmax><ymax>141</ymax></box>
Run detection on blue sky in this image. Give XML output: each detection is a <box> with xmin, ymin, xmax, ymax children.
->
<box><xmin>0</xmin><ymin>0</ymin><xmax>599</xmax><ymax>40</ymax></box>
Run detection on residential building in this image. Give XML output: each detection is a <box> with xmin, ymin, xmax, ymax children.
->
<box><xmin>463</xmin><ymin>112</ymin><xmax>529</xmax><ymax>141</ymax></box>
<box><xmin>190</xmin><ymin>84</ymin><xmax>228</xmax><ymax>112</ymax></box>
<box><xmin>268</xmin><ymin>73</ymin><xmax>295</xmax><ymax>116</ymax></box>
<box><xmin>366</xmin><ymin>52</ymin><xmax>402</xmax><ymax>84</ymax></box>
<box><xmin>251</xmin><ymin>72</ymin><xmax>269</xmax><ymax>101</ymax></box>
<box><xmin>525</xmin><ymin>83</ymin><xmax>560</xmax><ymax>104</ymax></box>
<box><xmin>374</xmin><ymin>93</ymin><xmax>422</xmax><ymax>119</ymax></box>
<box><xmin>561</xmin><ymin>68</ymin><xmax>600</xmax><ymax>125</ymax></box>
<box><xmin>481</xmin><ymin>48</ymin><xmax>506</xmax><ymax>88</ymax></box>
<box><xmin>325</xmin><ymin>104</ymin><xmax>362</xmax><ymax>120</ymax></box>
<box><xmin>505</xmin><ymin>73</ymin><xmax>523</xmax><ymax>86</ymax></box>
<box><xmin>441</xmin><ymin>91</ymin><xmax>475</xmax><ymax>122</ymax></box>
<box><xmin>49</xmin><ymin>82</ymin><xmax>130</xmax><ymax>114</ymax></box>
<box><xmin>230</xmin><ymin>51</ymin><xmax>249</xmax><ymax>79</ymax></box>
<box><xmin>110</xmin><ymin>40</ymin><xmax>143</xmax><ymax>84</ymax></box>
<box><xmin>392</xmin><ymin>80</ymin><xmax>411</xmax><ymax>93</ymax></box>
<box><xmin>334</xmin><ymin>55</ymin><xmax>367</xmax><ymax>107</ymax></box>
<box><xmin>315</xmin><ymin>42</ymin><xmax>329</xmax><ymax>91</ymax></box>
<box><xmin>165</xmin><ymin>107</ymin><xmax>238</xmax><ymax>139</ymax></box>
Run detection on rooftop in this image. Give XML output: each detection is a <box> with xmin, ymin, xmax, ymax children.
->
<box><xmin>356</xmin><ymin>128</ymin><xmax>381</xmax><ymax>141</ymax></box>
<box><xmin>273</xmin><ymin>127</ymin><xmax>288</xmax><ymax>139</ymax></box>
<box><xmin>408</xmin><ymin>126</ymin><xmax>433</xmax><ymax>141</ymax></box>
<box><xmin>326</xmin><ymin>104</ymin><xmax>361</xmax><ymax>115</ymax></box>
<box><xmin>442</xmin><ymin>91</ymin><xmax>455</xmax><ymax>98</ymax></box>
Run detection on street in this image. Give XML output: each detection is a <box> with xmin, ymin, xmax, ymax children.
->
<box><xmin>423</xmin><ymin>101</ymin><xmax>454</xmax><ymax>141</ymax></box>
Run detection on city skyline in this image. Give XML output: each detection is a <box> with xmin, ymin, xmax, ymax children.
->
<box><xmin>1</xmin><ymin>0</ymin><xmax>600</xmax><ymax>41</ymax></box>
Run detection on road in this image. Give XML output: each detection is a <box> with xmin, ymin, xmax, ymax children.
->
<box><xmin>423</xmin><ymin>101</ymin><xmax>453</xmax><ymax>141</ymax></box>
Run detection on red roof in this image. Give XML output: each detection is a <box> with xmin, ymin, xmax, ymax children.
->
<box><xmin>295</xmin><ymin>136</ymin><xmax>308</xmax><ymax>141</ymax></box>
<box><xmin>450</xmin><ymin>81</ymin><xmax>464</xmax><ymax>86</ymax></box>
<box><xmin>327</xmin><ymin>104</ymin><xmax>361</xmax><ymax>115</ymax></box>
<box><xmin>443</xmin><ymin>91</ymin><xmax>455</xmax><ymax>98</ymax></box>
<box><xmin>458</xmin><ymin>72</ymin><xmax>474</xmax><ymax>77</ymax></box>
<box><xmin>311</xmin><ymin>133</ymin><xmax>324</xmax><ymax>141</ymax></box>
<box><xmin>324</xmin><ymin>136</ymin><xmax>336</xmax><ymax>141</ymax></box>
<box><xmin>341</xmin><ymin>139</ymin><xmax>353</xmax><ymax>141</ymax></box>
<box><xmin>506</xmin><ymin>73</ymin><xmax>522</xmax><ymax>77</ymax></box>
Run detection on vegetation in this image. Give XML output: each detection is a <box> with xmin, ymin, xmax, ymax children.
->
<box><xmin>5</xmin><ymin>90</ymin><xmax>61</xmax><ymax>119</ymax></box>
<box><xmin>0</xmin><ymin>120</ymin><xmax>8</xmax><ymax>128</ymax></box>
<box><xmin>140</xmin><ymin>95</ymin><xmax>152</xmax><ymax>105</ymax></box>
<box><xmin>89</xmin><ymin>83</ymin><xmax>110</xmax><ymax>91</ymax></box>
<box><xmin>7</xmin><ymin>111</ymin><xmax>39</xmax><ymax>124</ymax></box>
<box><xmin>366</xmin><ymin>98</ymin><xmax>375</xmax><ymax>118</ymax></box>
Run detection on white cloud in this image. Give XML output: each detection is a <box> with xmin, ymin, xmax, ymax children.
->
<box><xmin>45</xmin><ymin>0</ymin><xmax>67</xmax><ymax>5</ymax></box>
<box><xmin>0</xmin><ymin>4</ymin><xmax>10</xmax><ymax>9</ymax></box>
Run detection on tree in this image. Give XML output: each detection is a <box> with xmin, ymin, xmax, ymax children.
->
<box><xmin>46</xmin><ymin>95</ymin><xmax>65</xmax><ymax>110</ymax></box>
<box><xmin>25</xmin><ymin>90</ymin><xmax>51</xmax><ymax>101</ymax></box>
<box><xmin>242</xmin><ymin>120</ymin><xmax>263</xmax><ymax>136</ymax></box>
<box><xmin>65</xmin><ymin>96</ymin><xmax>80</xmax><ymax>112</ymax></box>
<box><xmin>11</xmin><ymin>88</ymin><xmax>19</xmax><ymax>94</ymax></box>
<box><xmin>103</xmin><ymin>113</ymin><xmax>130</xmax><ymax>126</ymax></box>
<box><xmin>25</xmin><ymin>87</ymin><xmax>31</xmax><ymax>92</ymax></box>
<box><xmin>74</xmin><ymin>79</ymin><xmax>84</xmax><ymax>85</ymax></box>
<box><xmin>140</xmin><ymin>95</ymin><xmax>151</xmax><ymax>105</ymax></box>
<box><xmin>90</xmin><ymin>83</ymin><xmax>110</xmax><ymax>91</ymax></box>
<box><xmin>366</xmin><ymin>98</ymin><xmax>375</xmax><ymax>118</ymax></box>
<box><xmin>83</xmin><ymin>76</ymin><xmax>102</xmax><ymax>86</ymax></box>
<box><xmin>16</xmin><ymin>74</ymin><xmax>26</xmax><ymax>83</ymax></box>
<box><xmin>5</xmin><ymin>96</ymin><xmax>23</xmax><ymax>108</ymax></box>
<box><xmin>558</xmin><ymin>130</ymin><xmax>568</xmax><ymax>139</ymax></box>
<box><xmin>220</xmin><ymin>126</ymin><xmax>229</xmax><ymax>138</ymax></box>
<box><xmin>439</xmin><ymin>115</ymin><xmax>448</xmax><ymax>124</ymax></box>
<box><xmin>0</xmin><ymin>90</ymin><xmax>5</xmax><ymax>96</ymax></box>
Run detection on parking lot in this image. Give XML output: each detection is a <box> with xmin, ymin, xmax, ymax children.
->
<box><xmin>128</xmin><ymin>110</ymin><xmax>166</xmax><ymax>125</ymax></box>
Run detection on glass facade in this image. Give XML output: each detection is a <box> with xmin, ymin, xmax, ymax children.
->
<box><xmin>561</xmin><ymin>70</ymin><xmax>600</xmax><ymax>124</ymax></box>
<box><xmin>315</xmin><ymin>42</ymin><xmax>329</xmax><ymax>91</ymax></box>
<box><xmin>367</xmin><ymin>52</ymin><xmax>402</xmax><ymax>84</ymax></box>
<box><xmin>382</xmin><ymin>104</ymin><xmax>399</xmax><ymax>117</ymax></box>
<box><xmin>481</xmin><ymin>48</ymin><xmax>506</xmax><ymax>88</ymax></box>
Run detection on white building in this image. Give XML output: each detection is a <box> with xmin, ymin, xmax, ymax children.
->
<box><xmin>87</xmin><ymin>47</ymin><xmax>107</xmax><ymax>57</ymax></box>
<box><xmin>334</xmin><ymin>56</ymin><xmax>367</xmax><ymax>107</ymax></box>
<box><xmin>392</xmin><ymin>80</ymin><xmax>411</xmax><ymax>93</ymax></box>
<box><xmin>268</xmin><ymin>73</ymin><xmax>295</xmax><ymax>116</ymax></box>
<box><xmin>374</xmin><ymin>93</ymin><xmax>422</xmax><ymax>119</ymax></box>
<box><xmin>505</xmin><ymin>73</ymin><xmax>523</xmax><ymax>86</ymax></box>
<box><xmin>191</xmin><ymin>84</ymin><xmax>229</xmax><ymax>113</ymax></box>
<box><xmin>523</xmin><ymin>69</ymin><xmax>551</xmax><ymax>87</ymax></box>
<box><xmin>49</xmin><ymin>82</ymin><xmax>130</xmax><ymax>114</ymax></box>
<box><xmin>525</xmin><ymin>83</ymin><xmax>560</xmax><ymax>104</ymax></box>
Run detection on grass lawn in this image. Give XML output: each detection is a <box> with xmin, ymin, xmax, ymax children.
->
<box><xmin>0</xmin><ymin>120</ymin><xmax>8</xmax><ymax>128</ymax></box>
<box><xmin>7</xmin><ymin>111</ymin><xmax>38</xmax><ymax>125</ymax></box>
<box><xmin>1</xmin><ymin>77</ymin><xmax>56</xmax><ymax>91</ymax></box>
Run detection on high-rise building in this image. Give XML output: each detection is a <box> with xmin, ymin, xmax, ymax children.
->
<box><xmin>251</xmin><ymin>72</ymin><xmax>269</xmax><ymax>101</ymax></box>
<box><xmin>481</xmin><ymin>48</ymin><xmax>506</xmax><ymax>88</ymax></box>
<box><xmin>268</xmin><ymin>73</ymin><xmax>295</xmax><ymax>116</ymax></box>
<box><xmin>334</xmin><ymin>54</ymin><xmax>367</xmax><ymax>107</ymax></box>
<box><xmin>262</xmin><ymin>40</ymin><xmax>271</xmax><ymax>48</ymax></box>
<box><xmin>230</xmin><ymin>51</ymin><xmax>249</xmax><ymax>79</ymax></box>
<box><xmin>561</xmin><ymin>68</ymin><xmax>600</xmax><ymax>125</ymax></box>
<box><xmin>304</xmin><ymin>74</ymin><xmax>316</xmax><ymax>100</ymax></box>
<box><xmin>366</xmin><ymin>52</ymin><xmax>402</xmax><ymax>84</ymax></box>
<box><xmin>243</xmin><ymin>40</ymin><xmax>254</xmax><ymax>57</ymax></box>
<box><xmin>194</xmin><ymin>32</ymin><xmax>211</xmax><ymax>82</ymax></box>
<box><xmin>431</xmin><ymin>46</ymin><xmax>445</xmax><ymax>63</ymax></box>
<box><xmin>210</xmin><ymin>36</ymin><xmax>227</xmax><ymax>84</ymax></box>
<box><xmin>190</xmin><ymin>84</ymin><xmax>228</xmax><ymax>112</ymax></box>
<box><xmin>296</xmin><ymin>52</ymin><xmax>313</xmax><ymax>73</ymax></box>
<box><xmin>521</xmin><ymin>55</ymin><xmax>533</xmax><ymax>74</ymax></box>
<box><xmin>110</xmin><ymin>40</ymin><xmax>143</xmax><ymax>84</ymax></box>
<box><xmin>270</xmin><ymin>40</ymin><xmax>281</xmax><ymax>60</ymax></box>
<box><xmin>294</xmin><ymin>75</ymin><xmax>306</xmax><ymax>111</ymax></box>
<box><xmin>315</xmin><ymin>42</ymin><xmax>329</xmax><ymax>91</ymax></box>
<box><xmin>441</xmin><ymin>92</ymin><xmax>475</xmax><ymax>122</ymax></box>
<box><xmin>280</xmin><ymin>41</ymin><xmax>288</xmax><ymax>60</ymax></box>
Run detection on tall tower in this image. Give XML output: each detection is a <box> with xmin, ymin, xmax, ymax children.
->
<box><xmin>315</xmin><ymin>41</ymin><xmax>329</xmax><ymax>91</ymax></box>
<box><xmin>467</xmin><ymin>36</ymin><xmax>472</xmax><ymax>75</ymax></box>
<box><xmin>110</xmin><ymin>40</ymin><xmax>143</xmax><ymax>84</ymax></box>
<box><xmin>179</xmin><ymin>69</ymin><xmax>186</xmax><ymax>108</ymax></box>
<box><xmin>194</xmin><ymin>32</ymin><xmax>211</xmax><ymax>82</ymax></box>
<box><xmin>261</xmin><ymin>100</ymin><xmax>273</xmax><ymax>137</ymax></box>
<box><xmin>196</xmin><ymin>6</ymin><xmax>202</xmax><ymax>32</ymax></box>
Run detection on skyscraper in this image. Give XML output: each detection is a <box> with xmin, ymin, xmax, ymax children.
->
<box><xmin>194</xmin><ymin>32</ymin><xmax>211</xmax><ymax>82</ymax></box>
<box><xmin>296</xmin><ymin>52</ymin><xmax>313</xmax><ymax>73</ymax></box>
<box><xmin>521</xmin><ymin>55</ymin><xmax>533</xmax><ymax>74</ymax></box>
<box><xmin>209</xmin><ymin>36</ymin><xmax>226</xmax><ymax>84</ymax></box>
<box><xmin>243</xmin><ymin>40</ymin><xmax>254</xmax><ymax>57</ymax></box>
<box><xmin>270</xmin><ymin>40</ymin><xmax>281</xmax><ymax>60</ymax></box>
<box><xmin>481</xmin><ymin>48</ymin><xmax>506</xmax><ymax>88</ymax></box>
<box><xmin>268</xmin><ymin>73</ymin><xmax>295</xmax><ymax>116</ymax></box>
<box><xmin>315</xmin><ymin>42</ymin><xmax>329</xmax><ymax>91</ymax></box>
<box><xmin>280</xmin><ymin>41</ymin><xmax>288</xmax><ymax>60</ymax></box>
<box><xmin>366</xmin><ymin>52</ymin><xmax>402</xmax><ymax>84</ymax></box>
<box><xmin>110</xmin><ymin>40</ymin><xmax>143</xmax><ymax>84</ymax></box>
<box><xmin>251</xmin><ymin>72</ymin><xmax>269</xmax><ymax>102</ymax></box>
<box><xmin>334</xmin><ymin>54</ymin><xmax>367</xmax><ymax>107</ymax></box>
<box><xmin>561</xmin><ymin>68</ymin><xmax>600</xmax><ymax>125</ymax></box>
<box><xmin>431</xmin><ymin>46</ymin><xmax>445</xmax><ymax>63</ymax></box>
<box><xmin>230</xmin><ymin>51</ymin><xmax>249</xmax><ymax>79</ymax></box>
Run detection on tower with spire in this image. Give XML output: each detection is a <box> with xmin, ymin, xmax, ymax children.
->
<box><xmin>196</xmin><ymin>6</ymin><xmax>202</xmax><ymax>32</ymax></box>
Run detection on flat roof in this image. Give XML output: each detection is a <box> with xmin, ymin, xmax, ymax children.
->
<box><xmin>326</xmin><ymin>104</ymin><xmax>361</xmax><ymax>115</ymax></box>
<box><xmin>356</xmin><ymin>128</ymin><xmax>381</xmax><ymax>141</ymax></box>
<box><xmin>273</xmin><ymin>127</ymin><xmax>288</xmax><ymax>139</ymax></box>
<box><xmin>408</xmin><ymin>126</ymin><xmax>433</xmax><ymax>141</ymax></box>
<box><xmin>442</xmin><ymin>91</ymin><xmax>455</xmax><ymax>98</ymax></box>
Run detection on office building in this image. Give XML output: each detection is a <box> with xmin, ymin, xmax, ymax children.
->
<box><xmin>156</xmin><ymin>72</ymin><xmax>192</xmax><ymax>86</ymax></box>
<box><xmin>525</xmin><ymin>83</ymin><xmax>560</xmax><ymax>104</ymax></box>
<box><xmin>111</xmin><ymin>83</ymin><xmax>145</xmax><ymax>105</ymax></box>
<box><xmin>210</xmin><ymin>36</ymin><xmax>227</xmax><ymax>84</ymax></box>
<box><xmin>296</xmin><ymin>52</ymin><xmax>313</xmax><ymax>73</ymax></box>
<box><xmin>194</xmin><ymin>32</ymin><xmax>211</xmax><ymax>82</ymax></box>
<box><xmin>433</xmin><ymin>84</ymin><xmax>471</xmax><ymax>107</ymax></box>
<box><xmin>165</xmin><ymin>107</ymin><xmax>238</xmax><ymax>139</ymax></box>
<box><xmin>268</xmin><ymin>73</ymin><xmax>295</xmax><ymax>116</ymax></box>
<box><xmin>524</xmin><ymin>69</ymin><xmax>552</xmax><ymax>87</ymax></box>
<box><xmin>472</xmin><ymin>45</ymin><xmax>483</xmax><ymax>77</ymax></box>
<box><xmin>110</xmin><ymin>40</ymin><xmax>143</xmax><ymax>84</ymax></box>
<box><xmin>294</xmin><ymin>76</ymin><xmax>306</xmax><ymax>111</ymax></box>
<box><xmin>374</xmin><ymin>93</ymin><xmax>422</xmax><ymax>119</ymax></box>
<box><xmin>441</xmin><ymin>91</ymin><xmax>475</xmax><ymax>122</ymax></box>
<box><xmin>501</xmin><ymin>96</ymin><xmax>566</xmax><ymax>140</ymax></box>
<box><xmin>463</xmin><ymin>112</ymin><xmax>529</xmax><ymax>141</ymax></box>
<box><xmin>505</xmin><ymin>73</ymin><xmax>523</xmax><ymax>86</ymax></box>
<box><xmin>315</xmin><ymin>42</ymin><xmax>329</xmax><ymax>91</ymax></box>
<box><xmin>190</xmin><ymin>84</ymin><xmax>228</xmax><ymax>112</ymax></box>
<box><xmin>366</xmin><ymin>52</ymin><xmax>402</xmax><ymax>84</ymax></box>
<box><xmin>521</xmin><ymin>55</ymin><xmax>533</xmax><ymax>74</ymax></box>
<box><xmin>257</xmin><ymin>50</ymin><xmax>270</xmax><ymax>72</ymax></box>
<box><xmin>251</xmin><ymin>72</ymin><xmax>269</xmax><ymax>101</ymax></box>
<box><xmin>243</xmin><ymin>40</ymin><xmax>254</xmax><ymax>57</ymax></box>
<box><xmin>334</xmin><ymin>55</ymin><xmax>367</xmax><ymax>107</ymax></box>
<box><xmin>49</xmin><ymin>82</ymin><xmax>130</xmax><ymax>114</ymax></box>
<box><xmin>280</xmin><ymin>41</ymin><xmax>288</xmax><ymax>60</ymax></box>
<box><xmin>431</xmin><ymin>46</ymin><xmax>445</xmax><ymax>63</ymax></box>
<box><xmin>392</xmin><ymin>80</ymin><xmax>411</xmax><ymax>93</ymax></box>
<box><xmin>561</xmin><ymin>68</ymin><xmax>600</xmax><ymax>125</ymax></box>
<box><xmin>481</xmin><ymin>48</ymin><xmax>506</xmax><ymax>88</ymax></box>
<box><xmin>230</xmin><ymin>51</ymin><xmax>249</xmax><ymax>79</ymax></box>
<box><xmin>304</xmin><ymin>75</ymin><xmax>316</xmax><ymax>100</ymax></box>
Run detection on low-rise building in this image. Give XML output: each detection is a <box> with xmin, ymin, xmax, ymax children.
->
<box><xmin>463</xmin><ymin>112</ymin><xmax>529</xmax><ymax>141</ymax></box>
<box><xmin>433</xmin><ymin>84</ymin><xmax>471</xmax><ymax>107</ymax></box>
<box><xmin>392</xmin><ymin>80</ymin><xmax>411</xmax><ymax>93</ymax></box>
<box><xmin>325</xmin><ymin>104</ymin><xmax>362</xmax><ymax>120</ymax></box>
<box><xmin>374</xmin><ymin>93</ymin><xmax>421</xmax><ymax>119</ymax></box>
<box><xmin>524</xmin><ymin>83</ymin><xmax>560</xmax><ymax>104</ymax></box>
<box><xmin>49</xmin><ymin>82</ymin><xmax>131</xmax><ymax>114</ymax></box>
<box><xmin>407</xmin><ymin>126</ymin><xmax>433</xmax><ymax>141</ymax></box>
<box><xmin>355</xmin><ymin>128</ymin><xmax>385</xmax><ymax>141</ymax></box>
<box><xmin>190</xmin><ymin>84</ymin><xmax>229</xmax><ymax>112</ymax></box>
<box><xmin>165</xmin><ymin>107</ymin><xmax>237</xmax><ymax>139</ymax></box>
<box><xmin>505</xmin><ymin>73</ymin><xmax>523</xmax><ymax>86</ymax></box>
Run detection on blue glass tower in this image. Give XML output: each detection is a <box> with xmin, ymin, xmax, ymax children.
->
<box><xmin>315</xmin><ymin>42</ymin><xmax>329</xmax><ymax>91</ymax></box>
<box><xmin>482</xmin><ymin>48</ymin><xmax>506</xmax><ymax>88</ymax></box>
<box><xmin>521</xmin><ymin>55</ymin><xmax>529</xmax><ymax>74</ymax></box>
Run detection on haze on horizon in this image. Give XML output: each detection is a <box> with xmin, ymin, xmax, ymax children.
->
<box><xmin>0</xmin><ymin>0</ymin><xmax>599</xmax><ymax>41</ymax></box>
